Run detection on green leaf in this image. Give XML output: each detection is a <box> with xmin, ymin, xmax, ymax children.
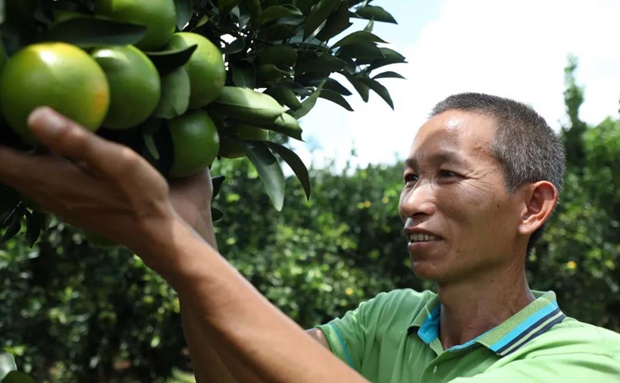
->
<box><xmin>316</xmin><ymin>0</ymin><xmax>351</xmax><ymax>42</ymax></box>
<box><xmin>256</xmin><ymin>64</ymin><xmax>293</xmax><ymax>84</ymax></box>
<box><xmin>295</xmin><ymin>54</ymin><xmax>347</xmax><ymax>74</ymax></box>
<box><xmin>343</xmin><ymin>73</ymin><xmax>369</xmax><ymax>102</ymax></box>
<box><xmin>372</xmin><ymin>71</ymin><xmax>406</xmax><ymax>80</ymax></box>
<box><xmin>257</xmin><ymin>45</ymin><xmax>298</xmax><ymax>68</ymax></box>
<box><xmin>304</xmin><ymin>0</ymin><xmax>341</xmax><ymax>40</ymax></box>
<box><xmin>143</xmin><ymin>131</ymin><xmax>160</xmax><ymax>161</ymax></box>
<box><xmin>258</xmin><ymin>24</ymin><xmax>295</xmax><ymax>41</ymax></box>
<box><xmin>274</xmin><ymin>82</ymin><xmax>313</xmax><ymax>97</ymax></box>
<box><xmin>212</xmin><ymin>175</ymin><xmax>226</xmax><ymax>200</ymax></box>
<box><xmin>360</xmin><ymin>78</ymin><xmax>394</xmax><ymax>109</ymax></box>
<box><xmin>218</xmin><ymin>0</ymin><xmax>240</xmax><ymax>13</ymax></box>
<box><xmin>288</xmin><ymin>82</ymin><xmax>325</xmax><ymax>119</ymax></box>
<box><xmin>174</xmin><ymin>0</ymin><xmax>193</xmax><ymax>30</ymax></box>
<box><xmin>338</xmin><ymin>42</ymin><xmax>384</xmax><ymax>63</ymax></box>
<box><xmin>154</xmin><ymin>67</ymin><xmax>191</xmax><ymax>119</ymax></box>
<box><xmin>240</xmin><ymin>141</ymin><xmax>285</xmax><ymax>211</ymax></box>
<box><xmin>353</xmin><ymin>5</ymin><xmax>397</xmax><ymax>24</ymax></box>
<box><xmin>0</xmin><ymin>351</ymin><xmax>17</xmax><ymax>382</ymax></box>
<box><xmin>257</xmin><ymin>5</ymin><xmax>302</xmax><ymax>25</ymax></box>
<box><xmin>364</xmin><ymin>18</ymin><xmax>374</xmax><ymax>32</ymax></box>
<box><xmin>211</xmin><ymin>86</ymin><xmax>287</xmax><ymax>124</ymax></box>
<box><xmin>331</xmin><ymin>30</ymin><xmax>387</xmax><ymax>48</ymax></box>
<box><xmin>25</xmin><ymin>210</ymin><xmax>42</xmax><ymax>248</ymax></box>
<box><xmin>264</xmin><ymin>87</ymin><xmax>303</xmax><ymax>110</ymax></box>
<box><xmin>324</xmin><ymin>78</ymin><xmax>352</xmax><ymax>95</ymax></box>
<box><xmin>1</xmin><ymin>208</ymin><xmax>22</xmax><ymax>243</ymax></box>
<box><xmin>211</xmin><ymin>207</ymin><xmax>224</xmax><ymax>222</ymax></box>
<box><xmin>145</xmin><ymin>44</ymin><xmax>198</xmax><ymax>76</ymax></box>
<box><xmin>369</xmin><ymin>47</ymin><xmax>407</xmax><ymax>70</ymax></box>
<box><xmin>250</xmin><ymin>113</ymin><xmax>303</xmax><ymax>141</ymax></box>
<box><xmin>295</xmin><ymin>0</ymin><xmax>314</xmax><ymax>15</ymax></box>
<box><xmin>231</xmin><ymin>61</ymin><xmax>256</xmax><ymax>88</ymax></box>
<box><xmin>265</xmin><ymin>141</ymin><xmax>311</xmax><ymax>200</ymax></box>
<box><xmin>221</xmin><ymin>37</ymin><xmax>245</xmax><ymax>54</ymax></box>
<box><xmin>319</xmin><ymin>89</ymin><xmax>353</xmax><ymax>111</ymax></box>
<box><xmin>40</xmin><ymin>16</ymin><xmax>147</xmax><ymax>48</ymax></box>
<box><xmin>2</xmin><ymin>371</ymin><xmax>37</xmax><ymax>383</ymax></box>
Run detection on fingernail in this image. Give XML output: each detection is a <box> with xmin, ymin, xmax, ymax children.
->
<box><xmin>28</xmin><ymin>107</ymin><xmax>65</xmax><ymax>135</ymax></box>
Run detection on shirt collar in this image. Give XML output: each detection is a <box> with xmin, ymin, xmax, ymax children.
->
<box><xmin>408</xmin><ymin>290</ymin><xmax>566</xmax><ymax>356</ymax></box>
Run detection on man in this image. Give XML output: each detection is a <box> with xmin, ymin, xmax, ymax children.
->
<box><xmin>0</xmin><ymin>93</ymin><xmax>618</xmax><ymax>383</ymax></box>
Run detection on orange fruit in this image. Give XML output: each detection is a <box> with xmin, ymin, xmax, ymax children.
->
<box><xmin>167</xmin><ymin>32</ymin><xmax>226</xmax><ymax>109</ymax></box>
<box><xmin>91</xmin><ymin>45</ymin><xmax>161</xmax><ymax>129</ymax></box>
<box><xmin>94</xmin><ymin>0</ymin><xmax>177</xmax><ymax>51</ymax></box>
<box><xmin>219</xmin><ymin>124</ymin><xmax>268</xmax><ymax>159</ymax></box>
<box><xmin>168</xmin><ymin>111</ymin><xmax>220</xmax><ymax>178</ymax></box>
<box><xmin>0</xmin><ymin>42</ymin><xmax>110</xmax><ymax>144</ymax></box>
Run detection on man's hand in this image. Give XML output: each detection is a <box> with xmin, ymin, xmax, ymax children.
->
<box><xmin>0</xmin><ymin>107</ymin><xmax>179</xmax><ymax>263</ymax></box>
<box><xmin>168</xmin><ymin>168</ymin><xmax>215</xmax><ymax>239</ymax></box>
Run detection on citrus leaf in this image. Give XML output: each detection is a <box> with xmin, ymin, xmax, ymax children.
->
<box><xmin>319</xmin><ymin>89</ymin><xmax>354</xmax><ymax>111</ymax></box>
<box><xmin>211</xmin><ymin>207</ymin><xmax>224</xmax><ymax>222</ymax></box>
<box><xmin>40</xmin><ymin>16</ymin><xmax>147</xmax><ymax>47</ymax></box>
<box><xmin>264</xmin><ymin>87</ymin><xmax>303</xmax><ymax>110</ymax></box>
<box><xmin>275</xmin><ymin>82</ymin><xmax>313</xmax><ymax>97</ymax></box>
<box><xmin>265</xmin><ymin>141</ymin><xmax>311</xmax><ymax>199</ymax></box>
<box><xmin>353</xmin><ymin>5</ymin><xmax>397</xmax><ymax>24</ymax></box>
<box><xmin>25</xmin><ymin>210</ymin><xmax>42</xmax><ymax>248</ymax></box>
<box><xmin>295</xmin><ymin>0</ymin><xmax>314</xmax><ymax>15</ymax></box>
<box><xmin>142</xmin><ymin>131</ymin><xmax>160</xmax><ymax>161</ymax></box>
<box><xmin>2</xmin><ymin>371</ymin><xmax>37</xmax><ymax>383</ymax></box>
<box><xmin>218</xmin><ymin>0</ymin><xmax>240</xmax><ymax>13</ymax></box>
<box><xmin>257</xmin><ymin>5</ymin><xmax>302</xmax><ymax>25</ymax></box>
<box><xmin>244</xmin><ymin>113</ymin><xmax>303</xmax><ymax>141</ymax></box>
<box><xmin>338</xmin><ymin>42</ymin><xmax>384</xmax><ymax>63</ymax></box>
<box><xmin>257</xmin><ymin>45</ymin><xmax>298</xmax><ymax>68</ymax></box>
<box><xmin>256</xmin><ymin>64</ymin><xmax>293</xmax><ymax>84</ymax></box>
<box><xmin>212</xmin><ymin>86</ymin><xmax>287</xmax><ymax>124</ymax></box>
<box><xmin>145</xmin><ymin>44</ymin><xmax>198</xmax><ymax>76</ymax></box>
<box><xmin>364</xmin><ymin>17</ymin><xmax>374</xmax><ymax>32</ymax></box>
<box><xmin>1</xmin><ymin>208</ymin><xmax>22</xmax><ymax>243</ymax></box>
<box><xmin>288</xmin><ymin>81</ymin><xmax>325</xmax><ymax>119</ymax></box>
<box><xmin>221</xmin><ymin>37</ymin><xmax>245</xmax><ymax>54</ymax></box>
<box><xmin>154</xmin><ymin>67</ymin><xmax>191</xmax><ymax>119</ymax></box>
<box><xmin>360</xmin><ymin>78</ymin><xmax>394</xmax><ymax>109</ymax></box>
<box><xmin>257</xmin><ymin>24</ymin><xmax>295</xmax><ymax>41</ymax></box>
<box><xmin>212</xmin><ymin>175</ymin><xmax>226</xmax><ymax>200</ymax></box>
<box><xmin>324</xmin><ymin>78</ymin><xmax>352</xmax><ymax>95</ymax></box>
<box><xmin>240</xmin><ymin>141</ymin><xmax>285</xmax><ymax>211</ymax></box>
<box><xmin>331</xmin><ymin>30</ymin><xmax>387</xmax><ymax>48</ymax></box>
<box><xmin>174</xmin><ymin>0</ymin><xmax>193</xmax><ymax>30</ymax></box>
<box><xmin>372</xmin><ymin>71</ymin><xmax>406</xmax><ymax>80</ymax></box>
<box><xmin>231</xmin><ymin>61</ymin><xmax>256</xmax><ymax>88</ymax></box>
<box><xmin>369</xmin><ymin>47</ymin><xmax>407</xmax><ymax>70</ymax></box>
<box><xmin>304</xmin><ymin>0</ymin><xmax>341</xmax><ymax>40</ymax></box>
<box><xmin>295</xmin><ymin>54</ymin><xmax>347</xmax><ymax>74</ymax></box>
<box><xmin>0</xmin><ymin>351</ymin><xmax>17</xmax><ymax>381</ymax></box>
<box><xmin>316</xmin><ymin>0</ymin><xmax>351</xmax><ymax>41</ymax></box>
<box><xmin>343</xmin><ymin>73</ymin><xmax>369</xmax><ymax>102</ymax></box>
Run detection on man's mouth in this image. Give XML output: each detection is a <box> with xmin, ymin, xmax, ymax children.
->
<box><xmin>408</xmin><ymin>233</ymin><xmax>442</xmax><ymax>243</ymax></box>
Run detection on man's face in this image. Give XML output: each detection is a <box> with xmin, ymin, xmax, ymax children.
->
<box><xmin>399</xmin><ymin>110</ymin><xmax>523</xmax><ymax>283</ymax></box>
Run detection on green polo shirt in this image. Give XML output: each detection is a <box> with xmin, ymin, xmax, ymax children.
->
<box><xmin>316</xmin><ymin>289</ymin><xmax>620</xmax><ymax>383</ymax></box>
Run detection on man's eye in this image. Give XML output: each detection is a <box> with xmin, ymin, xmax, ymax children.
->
<box><xmin>440</xmin><ymin>170</ymin><xmax>458</xmax><ymax>178</ymax></box>
<box><xmin>404</xmin><ymin>174</ymin><xmax>419</xmax><ymax>183</ymax></box>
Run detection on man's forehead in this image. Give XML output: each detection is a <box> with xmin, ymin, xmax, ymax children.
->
<box><xmin>411</xmin><ymin>110</ymin><xmax>496</xmax><ymax>149</ymax></box>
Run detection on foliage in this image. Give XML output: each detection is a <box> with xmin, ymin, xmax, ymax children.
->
<box><xmin>0</xmin><ymin>0</ymin><xmax>407</xmax><ymax>245</ymax></box>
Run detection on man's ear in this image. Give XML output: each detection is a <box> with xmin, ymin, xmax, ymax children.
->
<box><xmin>518</xmin><ymin>181</ymin><xmax>559</xmax><ymax>236</ymax></box>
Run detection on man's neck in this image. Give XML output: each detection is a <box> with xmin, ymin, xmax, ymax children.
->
<box><xmin>436</xmin><ymin>265</ymin><xmax>536</xmax><ymax>350</ymax></box>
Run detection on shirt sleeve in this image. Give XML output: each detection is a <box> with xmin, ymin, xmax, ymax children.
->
<box><xmin>449</xmin><ymin>352</ymin><xmax>620</xmax><ymax>383</ymax></box>
<box><xmin>314</xmin><ymin>291</ymin><xmax>393</xmax><ymax>372</ymax></box>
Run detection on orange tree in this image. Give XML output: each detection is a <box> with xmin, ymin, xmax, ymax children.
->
<box><xmin>0</xmin><ymin>0</ymin><xmax>406</xmax><ymax>381</ymax></box>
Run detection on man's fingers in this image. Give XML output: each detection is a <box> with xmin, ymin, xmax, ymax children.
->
<box><xmin>27</xmin><ymin>107</ymin><xmax>131</xmax><ymax>178</ymax></box>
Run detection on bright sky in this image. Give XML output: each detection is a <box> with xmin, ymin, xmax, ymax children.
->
<box><xmin>290</xmin><ymin>0</ymin><xmax>620</xmax><ymax>172</ymax></box>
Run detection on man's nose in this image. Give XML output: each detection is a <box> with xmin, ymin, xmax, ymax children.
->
<box><xmin>399</xmin><ymin>181</ymin><xmax>437</xmax><ymax>219</ymax></box>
